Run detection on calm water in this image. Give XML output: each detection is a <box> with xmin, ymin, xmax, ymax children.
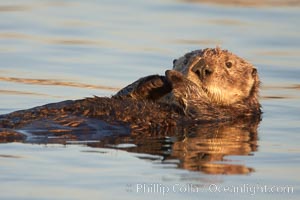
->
<box><xmin>0</xmin><ymin>0</ymin><xmax>300</xmax><ymax>199</ymax></box>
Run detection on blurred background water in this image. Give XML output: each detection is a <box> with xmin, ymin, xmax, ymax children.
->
<box><xmin>0</xmin><ymin>0</ymin><xmax>299</xmax><ymax>199</ymax></box>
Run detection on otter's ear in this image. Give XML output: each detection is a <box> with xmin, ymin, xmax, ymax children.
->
<box><xmin>252</xmin><ymin>68</ymin><xmax>257</xmax><ymax>77</ymax></box>
<box><xmin>173</xmin><ymin>59</ymin><xmax>177</xmax><ymax>65</ymax></box>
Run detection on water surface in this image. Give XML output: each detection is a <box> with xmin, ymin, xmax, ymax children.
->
<box><xmin>0</xmin><ymin>0</ymin><xmax>299</xmax><ymax>199</ymax></box>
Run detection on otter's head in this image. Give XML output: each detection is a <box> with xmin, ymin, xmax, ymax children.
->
<box><xmin>173</xmin><ymin>48</ymin><xmax>260</xmax><ymax>106</ymax></box>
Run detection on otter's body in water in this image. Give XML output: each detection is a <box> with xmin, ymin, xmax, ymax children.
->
<box><xmin>0</xmin><ymin>48</ymin><xmax>261</xmax><ymax>142</ymax></box>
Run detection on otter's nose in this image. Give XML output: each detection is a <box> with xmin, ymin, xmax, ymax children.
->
<box><xmin>191</xmin><ymin>63</ymin><xmax>213</xmax><ymax>79</ymax></box>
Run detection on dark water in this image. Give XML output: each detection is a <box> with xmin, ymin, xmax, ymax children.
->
<box><xmin>0</xmin><ymin>0</ymin><xmax>299</xmax><ymax>199</ymax></box>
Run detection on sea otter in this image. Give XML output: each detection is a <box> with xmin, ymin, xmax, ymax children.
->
<box><xmin>0</xmin><ymin>48</ymin><xmax>261</xmax><ymax>143</ymax></box>
<box><xmin>115</xmin><ymin>48</ymin><xmax>260</xmax><ymax>116</ymax></box>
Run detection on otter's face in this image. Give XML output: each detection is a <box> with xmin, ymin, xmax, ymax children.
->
<box><xmin>173</xmin><ymin>48</ymin><xmax>259</xmax><ymax>105</ymax></box>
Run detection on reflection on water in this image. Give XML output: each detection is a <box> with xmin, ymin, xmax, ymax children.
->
<box><xmin>89</xmin><ymin>118</ymin><xmax>260</xmax><ymax>175</ymax></box>
<box><xmin>0</xmin><ymin>117</ymin><xmax>260</xmax><ymax>175</ymax></box>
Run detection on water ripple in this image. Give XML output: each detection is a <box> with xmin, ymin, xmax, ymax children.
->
<box><xmin>0</xmin><ymin>76</ymin><xmax>119</xmax><ymax>91</ymax></box>
<box><xmin>0</xmin><ymin>32</ymin><xmax>108</xmax><ymax>46</ymax></box>
<box><xmin>0</xmin><ymin>89</ymin><xmax>62</xmax><ymax>98</ymax></box>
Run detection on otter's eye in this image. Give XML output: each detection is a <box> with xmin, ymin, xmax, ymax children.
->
<box><xmin>183</xmin><ymin>59</ymin><xmax>188</xmax><ymax>65</ymax></box>
<box><xmin>225</xmin><ymin>61</ymin><xmax>232</xmax><ymax>68</ymax></box>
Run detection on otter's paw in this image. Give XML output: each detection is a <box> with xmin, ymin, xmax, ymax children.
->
<box><xmin>134</xmin><ymin>75</ymin><xmax>172</xmax><ymax>100</ymax></box>
<box><xmin>114</xmin><ymin>75</ymin><xmax>170</xmax><ymax>100</ymax></box>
